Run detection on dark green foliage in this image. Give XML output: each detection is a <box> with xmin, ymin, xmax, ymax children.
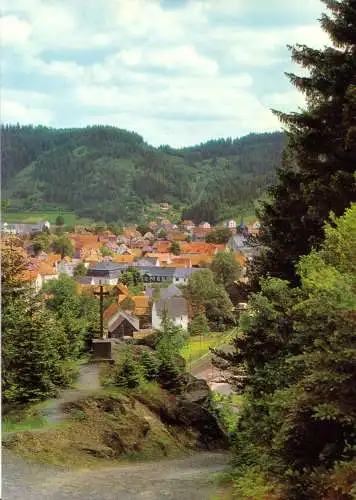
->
<box><xmin>188</xmin><ymin>313</ymin><xmax>210</xmax><ymax>336</ymax></box>
<box><xmin>157</xmin><ymin>228</ymin><xmax>167</xmax><ymax>239</ymax></box>
<box><xmin>206</xmin><ymin>227</ymin><xmax>232</xmax><ymax>244</ymax></box>
<box><xmin>169</xmin><ymin>240</ymin><xmax>181</xmax><ymax>255</ymax></box>
<box><xmin>31</xmin><ymin>233</ymin><xmax>50</xmax><ymax>254</ymax></box>
<box><xmin>44</xmin><ymin>275</ymin><xmax>87</xmax><ymax>358</ymax></box>
<box><xmin>73</xmin><ymin>262</ymin><xmax>87</xmax><ymax>278</ymax></box>
<box><xmin>52</xmin><ymin>234</ymin><xmax>74</xmax><ymax>259</ymax></box>
<box><xmin>100</xmin><ymin>245</ymin><xmax>114</xmax><ymax>257</ymax></box>
<box><xmin>139</xmin><ymin>351</ymin><xmax>160</xmax><ymax>381</ymax></box>
<box><xmin>211</xmin><ymin>252</ymin><xmax>242</xmax><ymax>289</ymax></box>
<box><xmin>120</xmin><ymin>267</ymin><xmax>143</xmax><ymax>287</ymax></box>
<box><xmin>120</xmin><ymin>296</ymin><xmax>135</xmax><ymax>311</ymax></box>
<box><xmin>2</xmin><ymin>125</ymin><xmax>285</xmax><ymax>223</ymax></box>
<box><xmin>55</xmin><ymin>214</ymin><xmax>65</xmax><ymax>226</ymax></box>
<box><xmin>228</xmin><ymin>5</ymin><xmax>356</xmax><ymax>497</ymax></box>
<box><xmin>1</xmin><ymin>247</ymin><xmax>75</xmax><ymax>407</ymax></box>
<box><xmin>136</xmin><ymin>224</ymin><xmax>150</xmax><ymax>236</ymax></box>
<box><xmin>183</xmin><ymin>269</ymin><xmax>234</xmax><ymax>329</ymax></box>
<box><xmin>251</xmin><ymin>0</ymin><xmax>356</xmax><ymax>287</ymax></box>
<box><xmin>230</xmin><ymin>206</ymin><xmax>356</xmax><ymax>498</ymax></box>
<box><xmin>154</xmin><ymin>314</ymin><xmax>188</xmax><ymax>363</ymax></box>
<box><xmin>113</xmin><ymin>353</ymin><xmax>144</xmax><ymax>389</ymax></box>
<box><xmin>107</xmin><ymin>222</ymin><xmax>123</xmax><ymax>236</ymax></box>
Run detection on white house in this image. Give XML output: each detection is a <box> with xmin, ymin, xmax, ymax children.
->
<box><xmin>152</xmin><ymin>296</ymin><xmax>188</xmax><ymax>330</ymax></box>
<box><xmin>199</xmin><ymin>221</ymin><xmax>211</xmax><ymax>230</ymax></box>
<box><xmin>24</xmin><ymin>271</ymin><xmax>43</xmax><ymax>294</ymax></box>
<box><xmin>225</xmin><ymin>219</ymin><xmax>237</xmax><ymax>230</ymax></box>
<box><xmin>173</xmin><ymin>268</ymin><xmax>200</xmax><ymax>286</ymax></box>
<box><xmin>1</xmin><ymin>220</ymin><xmax>50</xmax><ymax>235</ymax></box>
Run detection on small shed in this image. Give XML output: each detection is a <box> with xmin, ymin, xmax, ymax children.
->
<box><xmin>108</xmin><ymin>311</ymin><xmax>140</xmax><ymax>339</ymax></box>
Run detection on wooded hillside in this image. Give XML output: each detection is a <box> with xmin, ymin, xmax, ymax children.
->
<box><xmin>1</xmin><ymin>125</ymin><xmax>285</xmax><ymax>223</ymax></box>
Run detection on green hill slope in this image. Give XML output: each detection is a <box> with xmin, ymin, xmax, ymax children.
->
<box><xmin>1</xmin><ymin>125</ymin><xmax>285</xmax><ymax>223</ymax></box>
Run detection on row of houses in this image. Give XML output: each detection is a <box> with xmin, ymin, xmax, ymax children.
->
<box><xmin>104</xmin><ymin>282</ymin><xmax>189</xmax><ymax>339</ymax></box>
<box><xmin>81</xmin><ymin>262</ymin><xmax>200</xmax><ymax>286</ymax></box>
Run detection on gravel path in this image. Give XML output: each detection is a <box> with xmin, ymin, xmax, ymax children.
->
<box><xmin>2</xmin><ymin>450</ymin><xmax>229</xmax><ymax>500</ymax></box>
<box><xmin>2</xmin><ymin>362</ymin><xmax>231</xmax><ymax>499</ymax></box>
<box><xmin>38</xmin><ymin>363</ymin><xmax>101</xmax><ymax>424</ymax></box>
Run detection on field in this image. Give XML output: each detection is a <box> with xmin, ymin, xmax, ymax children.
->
<box><xmin>180</xmin><ymin>330</ymin><xmax>235</xmax><ymax>367</ymax></box>
<box><xmin>2</xmin><ymin>211</ymin><xmax>92</xmax><ymax>225</ymax></box>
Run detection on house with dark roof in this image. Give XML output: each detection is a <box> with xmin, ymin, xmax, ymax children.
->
<box><xmin>173</xmin><ymin>268</ymin><xmax>200</xmax><ymax>285</ymax></box>
<box><xmin>140</xmin><ymin>267</ymin><xmax>175</xmax><ymax>283</ymax></box>
<box><xmin>107</xmin><ymin>308</ymin><xmax>140</xmax><ymax>339</ymax></box>
<box><xmin>152</xmin><ymin>296</ymin><xmax>188</xmax><ymax>330</ymax></box>
<box><xmin>86</xmin><ymin>261</ymin><xmax>123</xmax><ymax>284</ymax></box>
<box><xmin>2</xmin><ymin>220</ymin><xmax>50</xmax><ymax>235</ymax></box>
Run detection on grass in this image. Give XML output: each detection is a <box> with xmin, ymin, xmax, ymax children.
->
<box><xmin>2</xmin><ymin>210</ymin><xmax>92</xmax><ymax>225</ymax></box>
<box><xmin>180</xmin><ymin>330</ymin><xmax>235</xmax><ymax>367</ymax></box>
<box><xmin>3</xmin><ymin>415</ymin><xmax>46</xmax><ymax>433</ymax></box>
<box><xmin>2</xmin><ymin>397</ymin><xmax>70</xmax><ymax>434</ymax></box>
<box><xmin>3</xmin><ymin>384</ymin><xmax>197</xmax><ymax>467</ymax></box>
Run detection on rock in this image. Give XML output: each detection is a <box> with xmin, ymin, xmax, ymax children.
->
<box><xmin>103</xmin><ymin>430</ymin><xmax>127</xmax><ymax>456</ymax></box>
<box><xmin>176</xmin><ymin>400</ymin><xmax>229</xmax><ymax>450</ymax></box>
<box><xmin>81</xmin><ymin>444</ymin><xmax>115</xmax><ymax>458</ymax></box>
<box><xmin>181</xmin><ymin>374</ymin><xmax>210</xmax><ymax>407</ymax></box>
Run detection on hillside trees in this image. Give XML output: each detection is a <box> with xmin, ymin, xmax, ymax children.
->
<box><xmin>1</xmin><ymin>248</ymin><xmax>74</xmax><ymax>407</ymax></box>
<box><xmin>211</xmin><ymin>252</ymin><xmax>241</xmax><ymax>288</ymax></box>
<box><xmin>231</xmin><ymin>205</ymin><xmax>356</xmax><ymax>499</ymax></box>
<box><xmin>206</xmin><ymin>227</ymin><xmax>232</xmax><ymax>244</ymax></box>
<box><xmin>44</xmin><ymin>274</ymin><xmax>101</xmax><ymax>357</ymax></box>
<box><xmin>250</xmin><ymin>0</ymin><xmax>356</xmax><ymax>287</ymax></box>
<box><xmin>183</xmin><ymin>269</ymin><xmax>234</xmax><ymax>330</ymax></box>
<box><xmin>169</xmin><ymin>240</ymin><xmax>181</xmax><ymax>255</ymax></box>
<box><xmin>52</xmin><ymin>234</ymin><xmax>74</xmax><ymax>259</ymax></box>
<box><xmin>2</xmin><ymin>125</ymin><xmax>284</xmax><ymax>224</ymax></box>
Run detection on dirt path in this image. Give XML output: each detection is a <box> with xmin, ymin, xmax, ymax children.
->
<box><xmin>2</xmin><ymin>450</ymin><xmax>229</xmax><ymax>500</ymax></box>
<box><xmin>38</xmin><ymin>362</ymin><xmax>101</xmax><ymax>424</ymax></box>
<box><xmin>2</xmin><ymin>361</ymin><xmax>233</xmax><ymax>499</ymax></box>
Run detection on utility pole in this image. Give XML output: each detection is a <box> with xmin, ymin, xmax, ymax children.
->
<box><xmin>94</xmin><ymin>281</ymin><xmax>110</xmax><ymax>338</ymax></box>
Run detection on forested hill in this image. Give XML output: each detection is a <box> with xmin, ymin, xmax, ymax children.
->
<box><xmin>1</xmin><ymin>125</ymin><xmax>285</xmax><ymax>223</ymax></box>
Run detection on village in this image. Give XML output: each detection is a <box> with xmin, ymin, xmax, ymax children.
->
<box><xmin>1</xmin><ymin>213</ymin><xmax>260</xmax><ymax>351</ymax></box>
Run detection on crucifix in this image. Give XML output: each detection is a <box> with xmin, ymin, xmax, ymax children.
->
<box><xmin>94</xmin><ymin>281</ymin><xmax>110</xmax><ymax>338</ymax></box>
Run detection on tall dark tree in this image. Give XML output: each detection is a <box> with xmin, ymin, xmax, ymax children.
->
<box><xmin>251</xmin><ymin>0</ymin><xmax>356</xmax><ymax>287</ymax></box>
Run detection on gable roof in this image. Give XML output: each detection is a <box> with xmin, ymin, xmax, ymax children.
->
<box><xmin>160</xmin><ymin>284</ymin><xmax>183</xmax><ymax>300</ymax></box>
<box><xmin>109</xmin><ymin>310</ymin><xmax>140</xmax><ymax>333</ymax></box>
<box><xmin>112</xmin><ymin>254</ymin><xmax>135</xmax><ymax>264</ymax></box>
<box><xmin>155</xmin><ymin>296</ymin><xmax>188</xmax><ymax>318</ymax></box>
<box><xmin>173</xmin><ymin>268</ymin><xmax>200</xmax><ymax>279</ymax></box>
<box><xmin>104</xmin><ymin>302</ymin><xmax>120</xmax><ymax>320</ymax></box>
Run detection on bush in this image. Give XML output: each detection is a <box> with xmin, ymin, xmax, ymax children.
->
<box><xmin>113</xmin><ymin>353</ymin><xmax>144</xmax><ymax>389</ymax></box>
<box><xmin>139</xmin><ymin>351</ymin><xmax>160</xmax><ymax>381</ymax></box>
<box><xmin>189</xmin><ymin>313</ymin><xmax>210</xmax><ymax>336</ymax></box>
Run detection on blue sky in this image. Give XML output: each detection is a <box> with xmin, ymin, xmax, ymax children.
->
<box><xmin>1</xmin><ymin>0</ymin><xmax>329</xmax><ymax>147</ymax></box>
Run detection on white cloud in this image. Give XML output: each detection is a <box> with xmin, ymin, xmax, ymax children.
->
<box><xmin>0</xmin><ymin>0</ymin><xmax>329</xmax><ymax>145</ymax></box>
<box><xmin>0</xmin><ymin>15</ymin><xmax>31</xmax><ymax>46</ymax></box>
<box><xmin>1</xmin><ymin>99</ymin><xmax>52</xmax><ymax>125</ymax></box>
<box><xmin>262</xmin><ymin>89</ymin><xmax>306</xmax><ymax>112</ymax></box>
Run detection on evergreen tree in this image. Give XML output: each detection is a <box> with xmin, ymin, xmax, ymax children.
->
<box><xmin>113</xmin><ymin>353</ymin><xmax>143</xmax><ymax>389</ymax></box>
<box><xmin>52</xmin><ymin>234</ymin><xmax>74</xmax><ymax>259</ymax></box>
<box><xmin>211</xmin><ymin>252</ymin><xmax>241</xmax><ymax>289</ymax></box>
<box><xmin>1</xmin><ymin>247</ymin><xmax>72</xmax><ymax>406</ymax></box>
<box><xmin>251</xmin><ymin>0</ymin><xmax>356</xmax><ymax>287</ymax></box>
<box><xmin>73</xmin><ymin>262</ymin><xmax>87</xmax><ymax>278</ymax></box>
<box><xmin>169</xmin><ymin>240</ymin><xmax>181</xmax><ymax>255</ymax></box>
<box><xmin>139</xmin><ymin>350</ymin><xmax>159</xmax><ymax>380</ymax></box>
<box><xmin>55</xmin><ymin>214</ymin><xmax>65</xmax><ymax>226</ymax></box>
<box><xmin>231</xmin><ymin>205</ymin><xmax>356</xmax><ymax>499</ymax></box>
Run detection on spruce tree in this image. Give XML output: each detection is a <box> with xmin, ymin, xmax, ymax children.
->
<box><xmin>251</xmin><ymin>0</ymin><xmax>356</xmax><ymax>287</ymax></box>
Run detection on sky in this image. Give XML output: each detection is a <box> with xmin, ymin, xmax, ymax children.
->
<box><xmin>1</xmin><ymin>0</ymin><xmax>329</xmax><ymax>147</ymax></box>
